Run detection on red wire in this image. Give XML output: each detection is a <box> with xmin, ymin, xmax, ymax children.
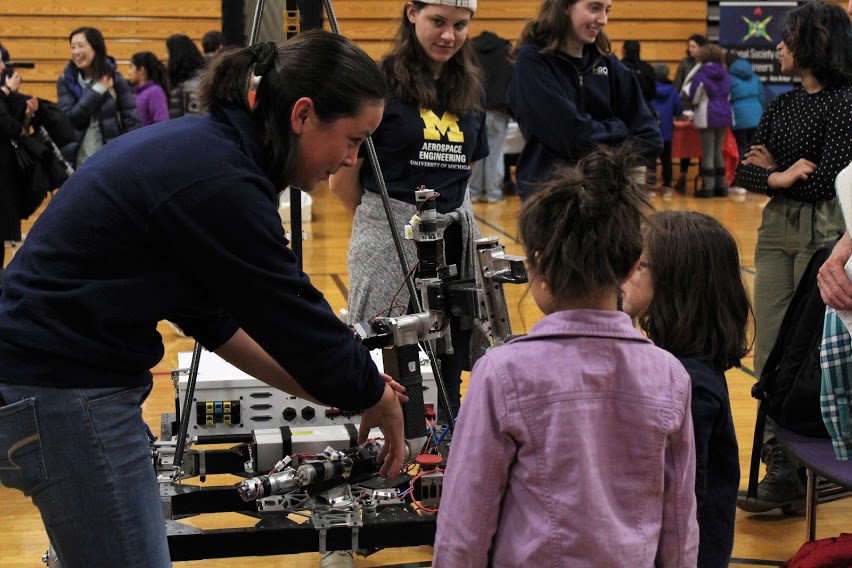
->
<box><xmin>369</xmin><ymin>261</ymin><xmax>420</xmax><ymax>321</ymax></box>
<box><xmin>414</xmin><ymin>191</ymin><xmax>440</xmax><ymax>216</ymax></box>
<box><xmin>408</xmin><ymin>467</ymin><xmax>443</xmax><ymax>513</ymax></box>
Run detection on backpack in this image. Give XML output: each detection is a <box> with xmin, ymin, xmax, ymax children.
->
<box><xmin>782</xmin><ymin>532</ymin><xmax>852</xmax><ymax>567</ymax></box>
<box><xmin>746</xmin><ymin>239</ymin><xmax>835</xmax><ymax>498</ymax></box>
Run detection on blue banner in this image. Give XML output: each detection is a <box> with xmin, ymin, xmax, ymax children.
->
<box><xmin>720</xmin><ymin>1</ymin><xmax>797</xmax><ymax>100</ymax></box>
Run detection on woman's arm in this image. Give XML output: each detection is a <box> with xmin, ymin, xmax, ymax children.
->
<box><xmin>214</xmin><ymin>327</ymin><xmax>320</xmax><ymax>403</ymax></box>
<box><xmin>685</xmin><ymin>66</ymin><xmax>703</xmax><ymax>102</ymax></box>
<box><xmin>329</xmin><ymin>158</ymin><xmax>366</xmax><ymax>216</ymax></box>
<box><xmin>611</xmin><ymin>57</ymin><xmax>662</xmax><ymax>164</ymax></box>
<box><xmin>792</xmin><ymin>95</ymin><xmax>852</xmax><ymax>195</ymax></box>
<box><xmin>0</xmin><ymin>92</ymin><xmax>26</xmax><ymax>138</ymax></box>
<box><xmin>56</xmin><ymin>74</ymin><xmax>109</xmax><ymax>129</ymax></box>
<box><xmin>733</xmin><ymin>95</ymin><xmax>781</xmax><ymax>194</ymax></box>
<box><xmin>819</xmin><ymin>232</ymin><xmax>852</xmax><ymax>310</ymax></box>
<box><xmin>507</xmin><ymin>47</ymin><xmax>628</xmax><ymax>158</ymax></box>
<box><xmin>215</xmin><ymin>327</ymin><xmax>408</xmax><ymax>477</ymax></box>
<box><xmin>740</xmin><ymin>95</ymin><xmax>852</xmax><ymax>195</ymax></box>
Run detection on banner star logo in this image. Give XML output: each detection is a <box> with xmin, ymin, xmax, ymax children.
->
<box><xmin>742</xmin><ymin>15</ymin><xmax>773</xmax><ymax>42</ymax></box>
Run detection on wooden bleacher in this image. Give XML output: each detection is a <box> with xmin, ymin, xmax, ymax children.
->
<box><xmin>339</xmin><ymin>0</ymin><xmax>708</xmax><ymax>65</ymax></box>
<box><xmin>2</xmin><ymin>0</ymin><xmax>850</xmax><ymax>103</ymax></box>
<box><xmin>1</xmin><ymin>0</ymin><xmax>708</xmax><ymax>102</ymax></box>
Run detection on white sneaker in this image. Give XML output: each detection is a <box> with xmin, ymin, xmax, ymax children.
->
<box><xmin>729</xmin><ymin>186</ymin><xmax>747</xmax><ymax>195</ymax></box>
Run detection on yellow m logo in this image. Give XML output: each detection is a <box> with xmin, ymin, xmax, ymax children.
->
<box><xmin>420</xmin><ymin>109</ymin><xmax>464</xmax><ymax>143</ymax></box>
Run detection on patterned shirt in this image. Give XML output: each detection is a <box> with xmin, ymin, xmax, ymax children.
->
<box><xmin>735</xmin><ymin>85</ymin><xmax>852</xmax><ymax>202</ymax></box>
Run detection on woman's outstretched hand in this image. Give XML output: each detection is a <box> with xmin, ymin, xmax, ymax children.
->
<box><xmin>358</xmin><ymin>373</ymin><xmax>408</xmax><ymax>478</ymax></box>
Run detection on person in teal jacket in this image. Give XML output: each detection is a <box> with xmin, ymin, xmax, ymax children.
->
<box><xmin>726</xmin><ymin>52</ymin><xmax>764</xmax><ymax>162</ymax></box>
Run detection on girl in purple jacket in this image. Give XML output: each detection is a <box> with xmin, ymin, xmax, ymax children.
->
<box><xmin>434</xmin><ymin>145</ymin><xmax>699</xmax><ymax>568</ymax></box>
<box><xmin>685</xmin><ymin>43</ymin><xmax>732</xmax><ymax>197</ymax></box>
<box><xmin>127</xmin><ymin>51</ymin><xmax>169</xmax><ymax>126</ymax></box>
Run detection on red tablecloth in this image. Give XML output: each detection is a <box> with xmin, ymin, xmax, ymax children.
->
<box><xmin>672</xmin><ymin>120</ymin><xmax>703</xmax><ymax>160</ymax></box>
<box><xmin>672</xmin><ymin>120</ymin><xmax>740</xmax><ymax>186</ymax></box>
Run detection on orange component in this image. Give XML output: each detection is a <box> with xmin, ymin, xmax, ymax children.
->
<box><xmin>415</xmin><ymin>454</ymin><xmax>443</xmax><ymax>470</ymax></box>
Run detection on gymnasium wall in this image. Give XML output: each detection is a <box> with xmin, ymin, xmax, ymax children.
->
<box><xmin>1</xmin><ymin>0</ymin><xmax>846</xmax><ymax>102</ymax></box>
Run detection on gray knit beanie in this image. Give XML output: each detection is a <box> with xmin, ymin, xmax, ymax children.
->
<box><xmin>418</xmin><ymin>0</ymin><xmax>476</xmax><ymax>12</ymax></box>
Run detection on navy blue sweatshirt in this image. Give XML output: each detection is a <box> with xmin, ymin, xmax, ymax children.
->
<box><xmin>507</xmin><ymin>42</ymin><xmax>662</xmax><ymax>199</ymax></box>
<box><xmin>678</xmin><ymin>356</ymin><xmax>739</xmax><ymax>568</ymax></box>
<box><xmin>0</xmin><ymin>105</ymin><xmax>384</xmax><ymax>411</ymax></box>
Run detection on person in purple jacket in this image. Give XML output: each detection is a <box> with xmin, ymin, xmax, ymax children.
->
<box><xmin>433</xmin><ymin>145</ymin><xmax>698</xmax><ymax>568</ymax></box>
<box><xmin>127</xmin><ymin>51</ymin><xmax>170</xmax><ymax>126</ymax></box>
<box><xmin>684</xmin><ymin>42</ymin><xmax>732</xmax><ymax>197</ymax></box>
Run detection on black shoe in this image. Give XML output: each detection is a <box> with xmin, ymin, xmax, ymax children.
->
<box><xmin>714</xmin><ymin>168</ymin><xmax>728</xmax><ymax>197</ymax></box>
<box><xmin>674</xmin><ymin>175</ymin><xmax>687</xmax><ymax>194</ymax></box>
<box><xmin>695</xmin><ymin>189</ymin><xmax>714</xmax><ymax>198</ymax></box>
<box><xmin>737</xmin><ymin>444</ymin><xmax>806</xmax><ymax>513</ymax></box>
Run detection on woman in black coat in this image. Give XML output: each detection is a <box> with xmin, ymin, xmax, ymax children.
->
<box><xmin>56</xmin><ymin>27</ymin><xmax>139</xmax><ymax>168</ymax></box>
<box><xmin>0</xmin><ymin>51</ymin><xmax>38</xmax><ymax>278</ymax></box>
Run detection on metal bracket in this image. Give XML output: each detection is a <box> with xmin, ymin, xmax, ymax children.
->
<box><xmin>283</xmin><ymin>9</ymin><xmax>301</xmax><ymax>35</ymax></box>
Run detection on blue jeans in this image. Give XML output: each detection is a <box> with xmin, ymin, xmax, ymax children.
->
<box><xmin>0</xmin><ymin>382</ymin><xmax>170</xmax><ymax>568</ymax></box>
<box><xmin>469</xmin><ymin>110</ymin><xmax>510</xmax><ymax>201</ymax></box>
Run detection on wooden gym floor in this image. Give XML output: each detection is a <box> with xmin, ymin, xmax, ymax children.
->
<box><xmin>1</xmin><ymin>180</ymin><xmax>849</xmax><ymax>567</ymax></box>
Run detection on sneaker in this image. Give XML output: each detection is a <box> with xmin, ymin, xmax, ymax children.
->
<box><xmin>730</xmin><ymin>185</ymin><xmax>747</xmax><ymax>195</ymax></box>
<box><xmin>737</xmin><ymin>443</ymin><xmax>806</xmax><ymax>513</ymax></box>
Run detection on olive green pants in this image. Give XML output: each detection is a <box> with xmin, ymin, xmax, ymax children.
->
<box><xmin>753</xmin><ymin>196</ymin><xmax>844</xmax><ymax>379</ymax></box>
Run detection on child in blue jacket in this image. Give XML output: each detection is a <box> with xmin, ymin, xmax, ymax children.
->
<box><xmin>651</xmin><ymin>63</ymin><xmax>682</xmax><ymax>189</ymax></box>
<box><xmin>726</xmin><ymin>52</ymin><xmax>764</xmax><ymax>162</ymax></box>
